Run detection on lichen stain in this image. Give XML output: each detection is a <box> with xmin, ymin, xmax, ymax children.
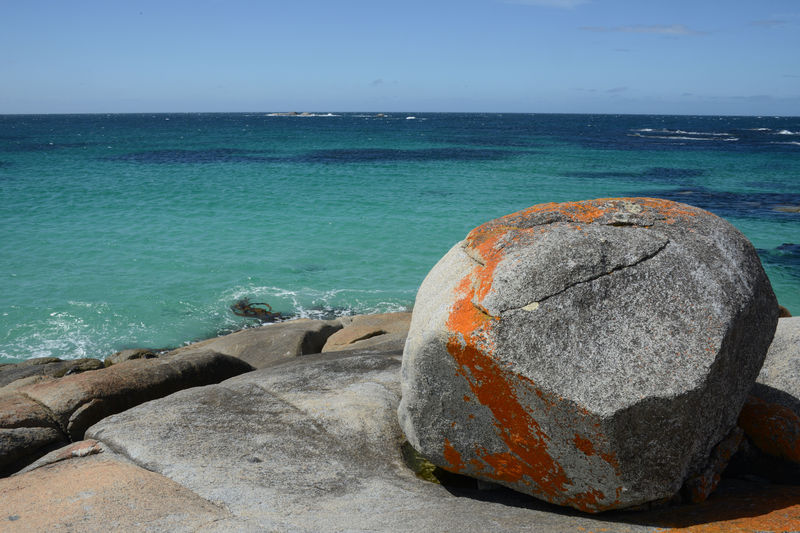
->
<box><xmin>738</xmin><ymin>395</ymin><xmax>800</xmax><ymax>463</ymax></box>
<box><xmin>444</xmin><ymin>244</ymin><xmax>621</xmax><ymax>512</ymax></box>
<box><xmin>465</xmin><ymin>198</ymin><xmax>703</xmax><ymax>257</ymax></box>
<box><xmin>443</xmin><ymin>438</ymin><xmax>465</xmax><ymax>471</ymax></box>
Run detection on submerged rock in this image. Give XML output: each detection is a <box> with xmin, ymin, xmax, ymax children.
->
<box><xmin>398</xmin><ymin>197</ymin><xmax>778</xmax><ymax>512</ymax></box>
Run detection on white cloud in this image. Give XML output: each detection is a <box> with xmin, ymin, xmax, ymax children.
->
<box><xmin>581</xmin><ymin>24</ymin><xmax>706</xmax><ymax>36</ymax></box>
<box><xmin>504</xmin><ymin>0</ymin><xmax>590</xmax><ymax>9</ymax></box>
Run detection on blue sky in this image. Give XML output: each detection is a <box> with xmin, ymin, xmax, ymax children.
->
<box><xmin>1</xmin><ymin>0</ymin><xmax>798</xmax><ymax>115</ymax></box>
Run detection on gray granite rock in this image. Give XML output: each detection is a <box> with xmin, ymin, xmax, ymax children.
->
<box><xmin>0</xmin><ymin>441</ymin><xmax>240</xmax><ymax>532</ymax></box>
<box><xmin>168</xmin><ymin>318</ymin><xmax>342</xmax><ymax>368</ymax></box>
<box><xmin>22</xmin><ymin>350</ymin><xmax>253</xmax><ymax>441</ymax></box>
<box><xmin>398</xmin><ymin>198</ymin><xmax>778</xmax><ymax>512</ymax></box>
<box><xmin>753</xmin><ymin>316</ymin><xmax>800</xmax><ymax>411</ymax></box>
<box><xmin>739</xmin><ymin>316</ymin><xmax>800</xmax><ymax>465</ymax></box>
<box><xmin>86</xmin><ymin>349</ymin><xmax>684</xmax><ymax>532</ymax></box>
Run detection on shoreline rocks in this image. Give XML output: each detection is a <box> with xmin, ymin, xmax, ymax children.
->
<box><xmin>0</xmin><ymin>299</ymin><xmax>798</xmax><ymax>529</ymax></box>
<box><xmin>1</xmin><ymin>351</ymin><xmax>253</xmax><ymax>475</ymax></box>
<box><xmin>398</xmin><ymin>198</ymin><xmax>779</xmax><ymax>512</ymax></box>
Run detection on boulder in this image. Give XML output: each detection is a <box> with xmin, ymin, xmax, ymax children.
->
<box><xmin>84</xmin><ymin>349</ymin><xmax>800</xmax><ymax>531</ymax></box>
<box><xmin>0</xmin><ymin>392</ymin><xmax>65</xmax><ymax>476</ymax></box>
<box><xmin>398</xmin><ymin>198</ymin><xmax>778</xmax><ymax>512</ymax></box>
<box><xmin>20</xmin><ymin>350</ymin><xmax>253</xmax><ymax>441</ymax></box>
<box><xmin>1</xmin><ymin>351</ymin><xmax>253</xmax><ymax>476</ymax></box>
<box><xmin>0</xmin><ymin>357</ymin><xmax>104</xmax><ymax>389</ymax></box>
<box><xmin>0</xmin><ymin>441</ymin><xmax>240</xmax><ymax>532</ymax></box>
<box><xmin>168</xmin><ymin>318</ymin><xmax>342</xmax><ymax>368</ymax></box>
<box><xmin>322</xmin><ymin>312</ymin><xmax>412</xmax><ymax>353</ymax></box>
<box><xmin>740</xmin><ymin>316</ymin><xmax>800</xmax><ymax>464</ymax></box>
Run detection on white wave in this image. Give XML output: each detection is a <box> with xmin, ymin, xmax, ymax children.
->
<box><xmin>220</xmin><ymin>285</ymin><xmax>413</xmax><ymax>321</ymax></box>
<box><xmin>769</xmin><ymin>141</ymin><xmax>800</xmax><ymax>146</ymax></box>
<box><xmin>627</xmin><ymin>133</ymin><xmax>718</xmax><ymax>141</ymax></box>
<box><xmin>746</xmin><ymin>128</ymin><xmax>771</xmax><ymax>131</ymax></box>
<box><xmin>631</xmin><ymin>128</ymin><xmax>731</xmax><ymax>137</ymax></box>
<box><xmin>775</xmin><ymin>129</ymin><xmax>799</xmax><ymax>135</ymax></box>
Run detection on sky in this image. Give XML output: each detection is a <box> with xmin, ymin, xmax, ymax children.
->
<box><xmin>1</xmin><ymin>0</ymin><xmax>798</xmax><ymax>115</ymax></box>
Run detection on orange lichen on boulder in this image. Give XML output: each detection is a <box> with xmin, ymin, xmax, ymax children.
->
<box><xmin>466</xmin><ymin>198</ymin><xmax>705</xmax><ymax>252</ymax></box>
<box><xmin>398</xmin><ymin>196</ymin><xmax>778</xmax><ymax>513</ymax></box>
<box><xmin>442</xmin><ymin>246</ymin><xmax>621</xmax><ymax>512</ymax></box>
<box><xmin>738</xmin><ymin>395</ymin><xmax>800</xmax><ymax>463</ymax></box>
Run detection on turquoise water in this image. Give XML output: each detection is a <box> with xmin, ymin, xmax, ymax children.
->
<box><xmin>1</xmin><ymin>113</ymin><xmax>799</xmax><ymax>363</ymax></box>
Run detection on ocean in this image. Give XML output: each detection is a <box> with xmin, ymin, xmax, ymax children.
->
<box><xmin>1</xmin><ymin>112</ymin><xmax>798</xmax><ymax>363</ymax></box>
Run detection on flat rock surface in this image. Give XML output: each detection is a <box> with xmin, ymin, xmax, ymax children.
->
<box><xmin>0</xmin><ymin>446</ymin><xmax>239</xmax><ymax>532</ymax></box>
<box><xmin>85</xmin><ymin>349</ymin><xmax>800</xmax><ymax>532</ymax></box>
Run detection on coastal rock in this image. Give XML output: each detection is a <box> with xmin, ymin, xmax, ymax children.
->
<box><xmin>168</xmin><ymin>318</ymin><xmax>342</xmax><ymax>368</ymax></box>
<box><xmin>18</xmin><ymin>351</ymin><xmax>253</xmax><ymax>441</ymax></box>
<box><xmin>0</xmin><ymin>443</ymin><xmax>240</xmax><ymax>532</ymax></box>
<box><xmin>0</xmin><ymin>357</ymin><xmax>104</xmax><ymax>389</ymax></box>
<box><xmin>398</xmin><ymin>198</ymin><xmax>778</xmax><ymax>512</ymax></box>
<box><xmin>0</xmin><ymin>393</ymin><xmax>65</xmax><ymax>476</ymax></box>
<box><xmin>739</xmin><ymin>316</ymin><xmax>800</xmax><ymax>464</ymax></box>
<box><xmin>83</xmin><ymin>349</ymin><xmax>800</xmax><ymax>532</ymax></box>
<box><xmin>322</xmin><ymin>312</ymin><xmax>412</xmax><ymax>353</ymax></box>
<box><xmin>104</xmin><ymin>348</ymin><xmax>157</xmax><ymax>365</ymax></box>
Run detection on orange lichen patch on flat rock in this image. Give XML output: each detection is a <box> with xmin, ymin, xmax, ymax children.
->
<box><xmin>646</xmin><ymin>482</ymin><xmax>800</xmax><ymax>533</ymax></box>
<box><xmin>738</xmin><ymin>395</ymin><xmax>800</xmax><ymax>463</ymax></box>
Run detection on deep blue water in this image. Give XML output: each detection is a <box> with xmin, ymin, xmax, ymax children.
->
<box><xmin>1</xmin><ymin>112</ymin><xmax>798</xmax><ymax>362</ymax></box>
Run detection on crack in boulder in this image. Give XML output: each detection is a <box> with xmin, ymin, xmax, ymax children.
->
<box><xmin>501</xmin><ymin>239</ymin><xmax>671</xmax><ymax>313</ymax></box>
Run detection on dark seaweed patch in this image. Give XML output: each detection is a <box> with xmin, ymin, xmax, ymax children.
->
<box><xmin>566</xmin><ymin>167</ymin><xmax>705</xmax><ymax>184</ymax></box>
<box><xmin>105</xmin><ymin>148</ymin><xmax>274</xmax><ymax>164</ymax></box>
<box><xmin>757</xmin><ymin>244</ymin><xmax>800</xmax><ymax>279</ymax></box>
<box><xmin>289</xmin><ymin>147</ymin><xmax>512</xmax><ymax>164</ymax></box>
<box><xmin>634</xmin><ymin>186</ymin><xmax>800</xmax><ymax>220</ymax></box>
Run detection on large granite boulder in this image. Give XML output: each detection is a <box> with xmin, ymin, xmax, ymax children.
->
<box><xmin>398</xmin><ymin>198</ymin><xmax>778</xmax><ymax>512</ymax></box>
